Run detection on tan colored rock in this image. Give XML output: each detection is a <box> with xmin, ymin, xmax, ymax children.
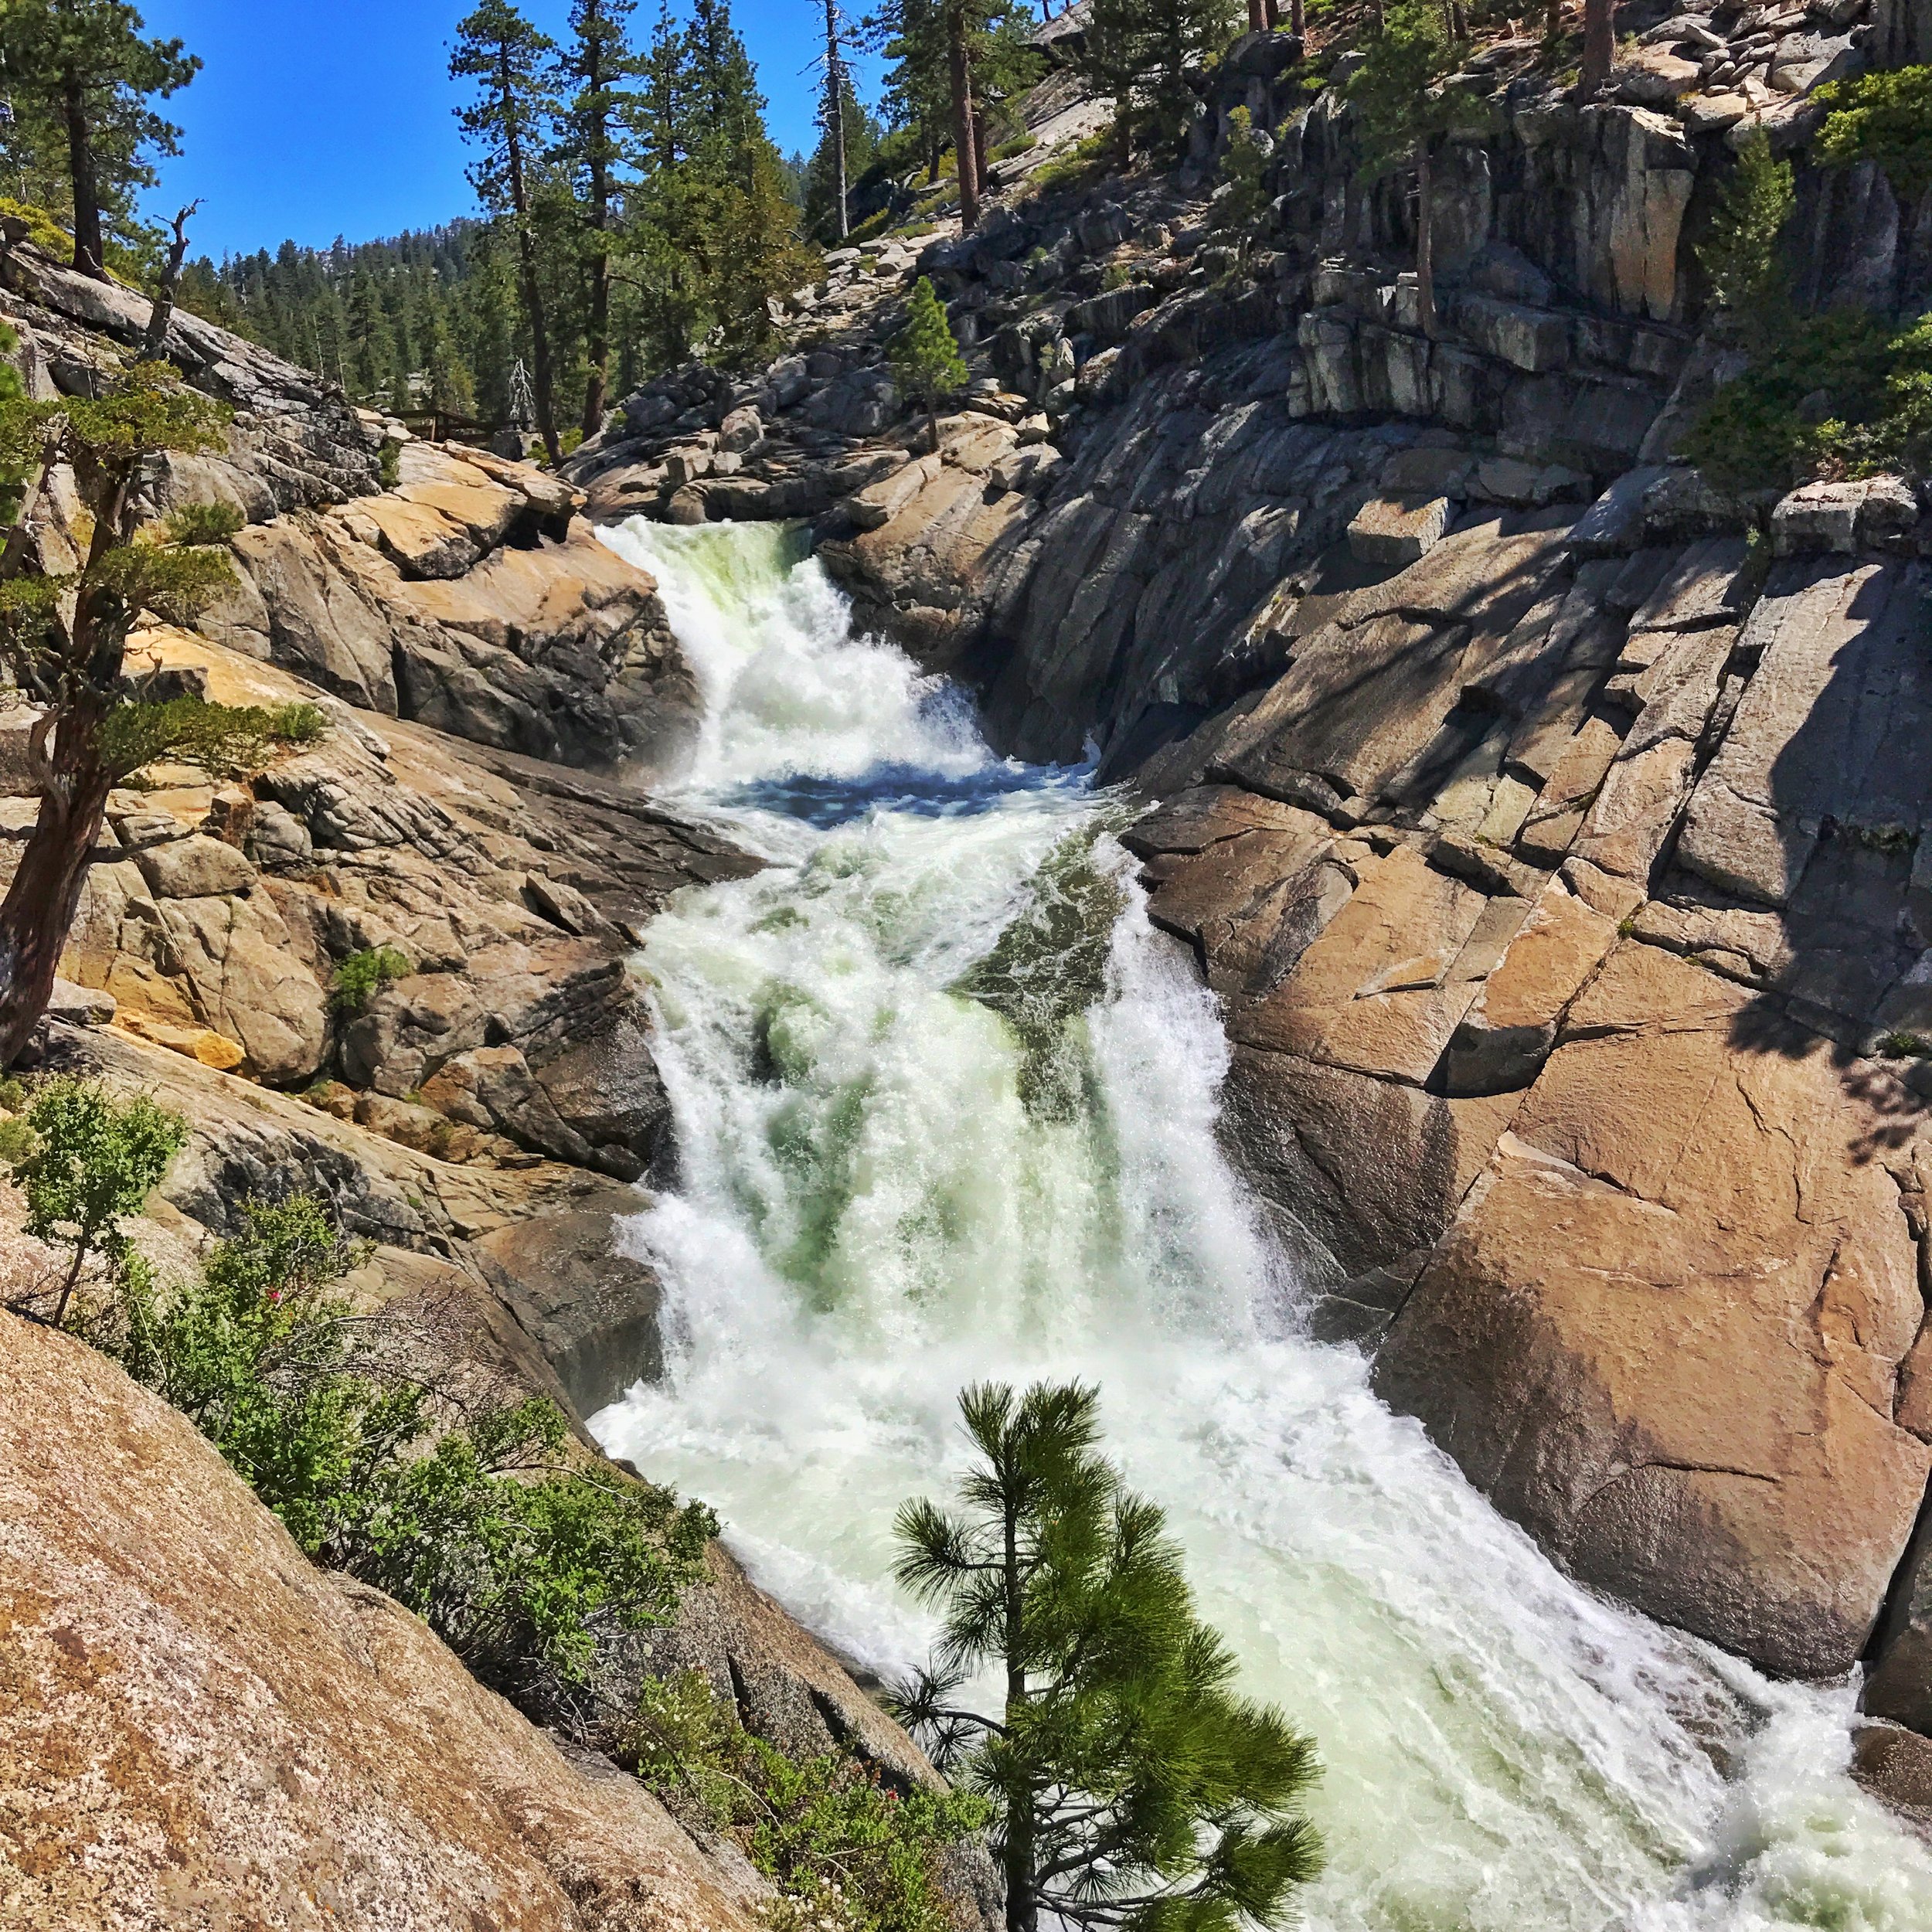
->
<box><xmin>132</xmin><ymin>832</ymin><xmax>257</xmax><ymax>900</ymax></box>
<box><xmin>0</xmin><ymin>1314</ymin><xmax>767</xmax><ymax>1932</ymax></box>
<box><xmin>1232</xmin><ymin>845</ymin><xmax>1492</xmax><ymax>1081</ymax></box>
<box><xmin>1443</xmin><ymin>876</ymin><xmax>1618</xmax><ymax>1093</ymax></box>
<box><xmin>346</xmin><ymin>491</ymin><xmax>485</xmax><ymax>579</ymax></box>
<box><xmin>1376</xmin><ymin>941</ymin><xmax>1932</xmax><ymax>1677</ymax></box>
<box><xmin>111</xmin><ymin>1015</ymin><xmax>247</xmax><ymax>1070</ymax></box>
<box><xmin>1346</xmin><ymin>492</ymin><xmax>1451</xmax><ymax>566</ymax></box>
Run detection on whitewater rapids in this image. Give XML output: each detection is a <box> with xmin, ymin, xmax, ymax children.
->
<box><xmin>594</xmin><ymin>517</ymin><xmax>1932</xmax><ymax>1932</ymax></box>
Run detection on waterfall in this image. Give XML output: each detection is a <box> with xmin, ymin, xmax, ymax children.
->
<box><xmin>594</xmin><ymin>517</ymin><xmax>1932</xmax><ymax>1932</ymax></box>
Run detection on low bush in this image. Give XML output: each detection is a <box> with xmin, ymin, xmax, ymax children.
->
<box><xmin>328</xmin><ymin>944</ymin><xmax>413</xmax><ymax>1015</ymax></box>
<box><xmin>1679</xmin><ymin>308</ymin><xmax>1932</xmax><ymax>492</ymax></box>
<box><xmin>89</xmin><ymin>1189</ymin><xmax>716</xmax><ymax>1718</ymax></box>
<box><xmin>161</xmin><ymin>501</ymin><xmax>247</xmax><ymax>546</ymax></box>
<box><xmin>4</xmin><ymin>1077</ymin><xmax>187</xmax><ymax>1324</ymax></box>
<box><xmin>629</xmin><ymin>1670</ymin><xmax>989</xmax><ymax>1932</ymax></box>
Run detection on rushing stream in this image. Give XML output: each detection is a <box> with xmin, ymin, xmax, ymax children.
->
<box><xmin>593</xmin><ymin>518</ymin><xmax>1932</xmax><ymax>1932</ymax></box>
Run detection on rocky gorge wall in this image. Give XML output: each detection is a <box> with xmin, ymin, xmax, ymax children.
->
<box><xmin>561</xmin><ymin>6</ymin><xmax>1932</xmax><ymax>1828</ymax></box>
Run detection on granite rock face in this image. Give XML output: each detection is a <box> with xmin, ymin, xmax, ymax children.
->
<box><xmin>0</xmin><ymin>1315</ymin><xmax>768</xmax><ymax>1932</ymax></box>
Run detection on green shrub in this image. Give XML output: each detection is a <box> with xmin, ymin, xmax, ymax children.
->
<box><xmin>161</xmin><ymin>500</ymin><xmax>246</xmax><ymax>546</ymax></box>
<box><xmin>5</xmin><ymin>1077</ymin><xmax>186</xmax><ymax>1325</ymax></box>
<box><xmin>1679</xmin><ymin>308</ymin><xmax>1932</xmax><ymax>492</ymax></box>
<box><xmin>378</xmin><ymin>437</ymin><xmax>401</xmax><ymax>488</ymax></box>
<box><xmin>1815</xmin><ymin>66</ymin><xmax>1932</xmax><ymax>201</ymax></box>
<box><xmin>328</xmin><ymin>945</ymin><xmax>413</xmax><ymax>1015</ymax></box>
<box><xmin>92</xmin><ymin>1190</ymin><xmax>716</xmax><ymax>1716</ymax></box>
<box><xmin>991</xmin><ymin>133</ymin><xmax>1036</xmax><ymax>162</ymax></box>
<box><xmin>629</xmin><ymin>1669</ymin><xmax>989</xmax><ymax>1932</ymax></box>
<box><xmin>1027</xmin><ymin>132</ymin><xmax>1112</xmax><ymax>198</ymax></box>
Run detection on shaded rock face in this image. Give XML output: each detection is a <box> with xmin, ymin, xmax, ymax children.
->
<box><xmin>0</xmin><ymin>1315</ymin><xmax>768</xmax><ymax>1932</ymax></box>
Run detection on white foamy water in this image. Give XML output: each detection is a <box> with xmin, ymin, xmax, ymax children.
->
<box><xmin>594</xmin><ymin>517</ymin><xmax>1932</xmax><ymax>1932</ymax></box>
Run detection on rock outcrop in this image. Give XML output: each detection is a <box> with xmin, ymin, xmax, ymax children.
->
<box><xmin>2</xmin><ymin>242</ymin><xmax>702</xmax><ymax>778</ymax></box>
<box><xmin>0</xmin><ymin>1312</ymin><xmax>767</xmax><ymax>1932</ymax></box>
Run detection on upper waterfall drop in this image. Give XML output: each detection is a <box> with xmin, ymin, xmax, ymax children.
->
<box><xmin>591</xmin><ymin>516</ymin><xmax>1932</xmax><ymax>1932</ymax></box>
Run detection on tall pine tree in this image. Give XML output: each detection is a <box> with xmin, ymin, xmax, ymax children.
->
<box><xmin>556</xmin><ymin>0</ymin><xmax>638</xmax><ymax>438</ymax></box>
<box><xmin>893</xmin><ymin>1383</ymin><xmax>1325</xmax><ymax>1932</ymax></box>
<box><xmin>451</xmin><ymin>0</ymin><xmax>565</xmax><ymax>460</ymax></box>
<box><xmin>0</xmin><ymin>0</ymin><xmax>198</xmax><ymax>279</ymax></box>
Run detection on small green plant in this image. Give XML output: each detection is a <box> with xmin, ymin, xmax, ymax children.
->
<box><xmin>5</xmin><ymin>1077</ymin><xmax>187</xmax><ymax>1325</ymax></box>
<box><xmin>378</xmin><ymin>437</ymin><xmax>402</xmax><ymax>488</ymax></box>
<box><xmin>1100</xmin><ymin>261</ymin><xmax>1133</xmax><ymax>291</ymax></box>
<box><xmin>160</xmin><ymin>500</ymin><xmax>247</xmax><ymax>546</ymax></box>
<box><xmin>628</xmin><ymin>1669</ymin><xmax>990</xmax><ymax>1932</ymax></box>
<box><xmin>1214</xmin><ymin>106</ymin><xmax>1274</xmax><ymax>260</ymax></box>
<box><xmin>328</xmin><ymin>945</ymin><xmax>413</xmax><ymax>1015</ymax></box>
<box><xmin>1879</xmin><ymin>1031</ymin><xmax>1932</xmax><ymax>1060</ymax></box>
<box><xmin>890</xmin><ymin>277</ymin><xmax>969</xmax><ymax>450</ymax></box>
<box><xmin>991</xmin><ymin>133</ymin><xmax>1036</xmax><ymax>162</ymax></box>
<box><xmin>1815</xmin><ymin>66</ymin><xmax>1932</xmax><ymax>202</ymax></box>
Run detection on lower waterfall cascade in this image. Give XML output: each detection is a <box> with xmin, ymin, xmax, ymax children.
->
<box><xmin>592</xmin><ymin>517</ymin><xmax>1932</xmax><ymax>1932</ymax></box>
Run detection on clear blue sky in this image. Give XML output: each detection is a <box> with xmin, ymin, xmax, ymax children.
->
<box><xmin>137</xmin><ymin>0</ymin><xmax>872</xmax><ymax>261</ymax></box>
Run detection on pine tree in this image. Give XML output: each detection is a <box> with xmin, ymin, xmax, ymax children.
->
<box><xmin>892</xmin><ymin>1383</ymin><xmax>1325</xmax><ymax>1932</ymax></box>
<box><xmin>0</xmin><ymin>360</ymin><xmax>238</xmax><ymax>1059</ymax></box>
<box><xmin>451</xmin><ymin>0</ymin><xmax>565</xmax><ymax>461</ymax></box>
<box><xmin>555</xmin><ymin>0</ymin><xmax>638</xmax><ymax>438</ymax></box>
<box><xmin>0</xmin><ymin>0</ymin><xmax>199</xmax><ymax>279</ymax></box>
<box><xmin>1077</xmin><ymin>0</ymin><xmax>1240</xmax><ymax>162</ymax></box>
<box><xmin>1344</xmin><ymin>0</ymin><xmax>1490</xmax><ymax>338</ymax></box>
<box><xmin>1696</xmin><ymin>127</ymin><xmax>1794</xmax><ymax>353</ymax></box>
<box><xmin>891</xmin><ymin>275</ymin><xmax>967</xmax><ymax>448</ymax></box>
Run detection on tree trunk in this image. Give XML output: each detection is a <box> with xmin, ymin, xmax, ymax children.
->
<box><xmin>1291</xmin><ymin>0</ymin><xmax>1305</xmax><ymax>34</ymax></box>
<box><xmin>947</xmin><ymin>0</ymin><xmax>981</xmax><ymax>232</ymax></box>
<box><xmin>1002</xmin><ymin>1498</ymin><xmax>1037</xmax><ymax>1932</ymax></box>
<box><xmin>581</xmin><ymin>38</ymin><xmax>614</xmax><ymax>440</ymax></box>
<box><xmin>1581</xmin><ymin>0</ymin><xmax>1615</xmax><ymax>92</ymax></box>
<box><xmin>1416</xmin><ymin>143</ymin><xmax>1437</xmax><ymax>338</ymax></box>
<box><xmin>1264</xmin><ymin>0</ymin><xmax>1282</xmax><ymax>27</ymax></box>
<box><xmin>61</xmin><ymin>68</ymin><xmax>106</xmax><ymax>281</ymax></box>
<box><xmin>1247</xmin><ymin>0</ymin><xmax>1266</xmax><ymax>32</ymax></box>
<box><xmin>0</xmin><ymin>714</ymin><xmax>113</xmax><ymax>1067</ymax></box>
<box><xmin>824</xmin><ymin>0</ymin><xmax>849</xmax><ymax>241</ymax></box>
<box><xmin>141</xmin><ymin>204</ymin><xmax>199</xmax><ymax>364</ymax></box>
<box><xmin>500</xmin><ymin>49</ymin><xmax>563</xmax><ymax>464</ymax></box>
<box><xmin>973</xmin><ymin>104</ymin><xmax>990</xmax><ymax>196</ymax></box>
<box><xmin>1543</xmin><ymin>0</ymin><xmax>1562</xmax><ymax>41</ymax></box>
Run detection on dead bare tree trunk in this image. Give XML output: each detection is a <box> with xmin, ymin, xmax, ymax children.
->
<box><xmin>1416</xmin><ymin>142</ymin><xmax>1437</xmax><ymax>338</ymax></box>
<box><xmin>140</xmin><ymin>202</ymin><xmax>200</xmax><ymax>363</ymax></box>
